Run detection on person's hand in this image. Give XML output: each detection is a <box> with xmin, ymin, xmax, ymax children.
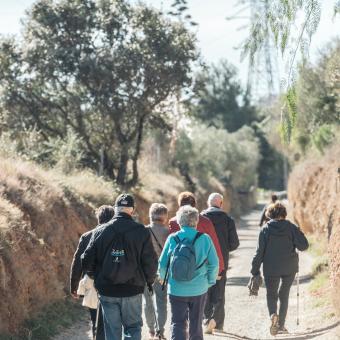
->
<box><xmin>147</xmin><ymin>283</ymin><xmax>154</xmax><ymax>295</ymax></box>
<box><xmin>158</xmin><ymin>278</ymin><xmax>164</xmax><ymax>285</ymax></box>
<box><xmin>71</xmin><ymin>291</ymin><xmax>79</xmax><ymax>299</ymax></box>
<box><xmin>216</xmin><ymin>275</ymin><xmax>222</xmax><ymax>280</ymax></box>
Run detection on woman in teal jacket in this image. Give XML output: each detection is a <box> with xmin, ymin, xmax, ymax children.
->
<box><xmin>159</xmin><ymin>205</ymin><xmax>219</xmax><ymax>340</ymax></box>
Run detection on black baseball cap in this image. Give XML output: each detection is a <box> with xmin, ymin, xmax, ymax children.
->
<box><xmin>115</xmin><ymin>193</ymin><xmax>135</xmax><ymax>208</ymax></box>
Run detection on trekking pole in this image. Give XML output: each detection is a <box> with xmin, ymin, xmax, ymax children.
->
<box><xmin>296</xmin><ymin>271</ymin><xmax>300</xmax><ymax>326</ymax></box>
<box><xmin>94</xmin><ymin>299</ymin><xmax>100</xmax><ymax>340</ymax></box>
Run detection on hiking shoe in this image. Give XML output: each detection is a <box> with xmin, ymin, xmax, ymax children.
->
<box><xmin>204</xmin><ymin>319</ymin><xmax>216</xmax><ymax>334</ymax></box>
<box><xmin>149</xmin><ymin>331</ymin><xmax>155</xmax><ymax>339</ymax></box>
<box><xmin>278</xmin><ymin>326</ymin><xmax>289</xmax><ymax>334</ymax></box>
<box><xmin>270</xmin><ymin>313</ymin><xmax>279</xmax><ymax>336</ymax></box>
<box><xmin>214</xmin><ymin>328</ymin><xmax>227</xmax><ymax>334</ymax></box>
<box><xmin>155</xmin><ymin>332</ymin><xmax>167</xmax><ymax>340</ymax></box>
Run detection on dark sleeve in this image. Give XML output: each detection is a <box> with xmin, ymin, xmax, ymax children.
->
<box><xmin>251</xmin><ymin>230</ymin><xmax>266</xmax><ymax>276</ymax></box>
<box><xmin>259</xmin><ymin>207</ymin><xmax>267</xmax><ymax>226</ymax></box>
<box><xmin>292</xmin><ymin>224</ymin><xmax>309</xmax><ymax>251</ymax></box>
<box><xmin>140</xmin><ymin>229</ymin><xmax>158</xmax><ymax>285</ymax></box>
<box><xmin>81</xmin><ymin>232</ymin><xmax>98</xmax><ymax>277</ymax></box>
<box><xmin>228</xmin><ymin>217</ymin><xmax>240</xmax><ymax>252</ymax></box>
<box><xmin>70</xmin><ymin>235</ymin><xmax>87</xmax><ymax>293</ymax></box>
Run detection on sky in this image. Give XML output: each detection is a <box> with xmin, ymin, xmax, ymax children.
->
<box><xmin>0</xmin><ymin>0</ymin><xmax>339</xmax><ymax>94</ymax></box>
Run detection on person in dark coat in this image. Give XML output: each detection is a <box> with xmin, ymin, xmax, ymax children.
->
<box><xmin>259</xmin><ymin>193</ymin><xmax>278</xmax><ymax>227</ymax></box>
<box><xmin>201</xmin><ymin>193</ymin><xmax>240</xmax><ymax>334</ymax></box>
<box><xmin>251</xmin><ymin>201</ymin><xmax>309</xmax><ymax>335</ymax></box>
<box><xmin>82</xmin><ymin>193</ymin><xmax>158</xmax><ymax>340</ymax></box>
<box><xmin>70</xmin><ymin>205</ymin><xmax>114</xmax><ymax>340</ymax></box>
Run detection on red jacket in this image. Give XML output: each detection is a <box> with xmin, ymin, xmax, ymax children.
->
<box><xmin>169</xmin><ymin>214</ymin><xmax>225</xmax><ymax>274</ymax></box>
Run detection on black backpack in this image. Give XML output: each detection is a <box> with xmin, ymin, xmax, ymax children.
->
<box><xmin>101</xmin><ymin>223</ymin><xmax>139</xmax><ymax>285</ymax></box>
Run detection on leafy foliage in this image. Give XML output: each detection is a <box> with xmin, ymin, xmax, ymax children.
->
<box><xmin>189</xmin><ymin>61</ymin><xmax>258</xmax><ymax>132</ymax></box>
<box><xmin>293</xmin><ymin>40</ymin><xmax>340</xmax><ymax>152</ymax></box>
<box><xmin>252</xmin><ymin>122</ymin><xmax>286</xmax><ymax>190</ymax></box>
<box><xmin>0</xmin><ymin>0</ymin><xmax>198</xmax><ymax>186</ymax></box>
<box><xmin>173</xmin><ymin>123</ymin><xmax>260</xmax><ymax>190</ymax></box>
<box><xmin>240</xmin><ymin>0</ymin><xmax>322</xmax><ymax>66</ymax></box>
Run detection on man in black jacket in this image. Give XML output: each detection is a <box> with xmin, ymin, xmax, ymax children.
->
<box><xmin>82</xmin><ymin>193</ymin><xmax>158</xmax><ymax>340</ymax></box>
<box><xmin>70</xmin><ymin>205</ymin><xmax>114</xmax><ymax>340</ymax></box>
<box><xmin>202</xmin><ymin>193</ymin><xmax>240</xmax><ymax>334</ymax></box>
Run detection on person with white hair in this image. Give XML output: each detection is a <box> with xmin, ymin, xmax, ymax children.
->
<box><xmin>202</xmin><ymin>193</ymin><xmax>240</xmax><ymax>334</ymax></box>
<box><xmin>159</xmin><ymin>205</ymin><xmax>219</xmax><ymax>340</ymax></box>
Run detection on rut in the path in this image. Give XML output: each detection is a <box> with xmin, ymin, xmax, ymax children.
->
<box><xmin>54</xmin><ymin>207</ymin><xmax>340</xmax><ymax>340</ymax></box>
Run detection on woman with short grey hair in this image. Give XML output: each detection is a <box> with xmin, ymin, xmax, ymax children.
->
<box><xmin>176</xmin><ymin>205</ymin><xmax>199</xmax><ymax>228</ymax></box>
<box><xmin>159</xmin><ymin>205</ymin><xmax>219</xmax><ymax>340</ymax></box>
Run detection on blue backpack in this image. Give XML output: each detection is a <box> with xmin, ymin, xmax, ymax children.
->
<box><xmin>169</xmin><ymin>232</ymin><xmax>205</xmax><ymax>281</ymax></box>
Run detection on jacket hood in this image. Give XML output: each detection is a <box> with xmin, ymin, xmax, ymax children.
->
<box><xmin>265</xmin><ymin>219</ymin><xmax>293</xmax><ymax>236</ymax></box>
<box><xmin>202</xmin><ymin>207</ymin><xmax>229</xmax><ymax>223</ymax></box>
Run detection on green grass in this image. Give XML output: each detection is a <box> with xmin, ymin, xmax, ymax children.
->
<box><xmin>310</xmin><ymin>271</ymin><xmax>329</xmax><ymax>293</ymax></box>
<box><xmin>0</xmin><ymin>299</ymin><xmax>86</xmax><ymax>340</ymax></box>
<box><xmin>308</xmin><ymin>234</ymin><xmax>333</xmax><ymax>310</ymax></box>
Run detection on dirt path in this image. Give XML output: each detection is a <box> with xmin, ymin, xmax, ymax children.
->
<box><xmin>54</xmin><ymin>207</ymin><xmax>339</xmax><ymax>340</ymax></box>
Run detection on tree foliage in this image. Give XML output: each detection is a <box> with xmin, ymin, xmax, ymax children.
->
<box><xmin>173</xmin><ymin>123</ymin><xmax>260</xmax><ymax>190</ymax></box>
<box><xmin>189</xmin><ymin>61</ymin><xmax>258</xmax><ymax>132</ymax></box>
<box><xmin>291</xmin><ymin>39</ymin><xmax>340</xmax><ymax>152</ymax></box>
<box><xmin>0</xmin><ymin>0</ymin><xmax>198</xmax><ymax>186</ymax></box>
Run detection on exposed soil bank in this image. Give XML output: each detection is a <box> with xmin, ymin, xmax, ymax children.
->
<box><xmin>288</xmin><ymin>147</ymin><xmax>340</xmax><ymax>316</ymax></box>
<box><xmin>0</xmin><ymin>157</ymin><xmax>256</xmax><ymax>336</ymax></box>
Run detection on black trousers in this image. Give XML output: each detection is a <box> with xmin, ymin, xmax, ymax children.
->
<box><xmin>204</xmin><ymin>273</ymin><xmax>227</xmax><ymax>329</ymax></box>
<box><xmin>264</xmin><ymin>274</ymin><xmax>295</xmax><ymax>327</ymax></box>
<box><xmin>89</xmin><ymin>307</ymin><xmax>105</xmax><ymax>340</ymax></box>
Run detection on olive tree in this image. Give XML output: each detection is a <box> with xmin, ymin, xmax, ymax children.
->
<box><xmin>0</xmin><ymin>0</ymin><xmax>198</xmax><ymax>186</ymax></box>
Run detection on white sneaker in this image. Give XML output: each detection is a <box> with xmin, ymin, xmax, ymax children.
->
<box><xmin>204</xmin><ymin>319</ymin><xmax>216</xmax><ymax>334</ymax></box>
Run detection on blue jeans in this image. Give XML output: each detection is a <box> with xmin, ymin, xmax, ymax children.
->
<box><xmin>99</xmin><ymin>294</ymin><xmax>143</xmax><ymax>340</ymax></box>
<box><xmin>143</xmin><ymin>280</ymin><xmax>167</xmax><ymax>334</ymax></box>
<box><xmin>169</xmin><ymin>293</ymin><xmax>207</xmax><ymax>340</ymax></box>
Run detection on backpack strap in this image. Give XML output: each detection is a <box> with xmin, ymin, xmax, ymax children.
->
<box><xmin>192</xmin><ymin>232</ymin><xmax>203</xmax><ymax>244</ymax></box>
<box><xmin>149</xmin><ymin>228</ymin><xmax>163</xmax><ymax>251</ymax></box>
<box><xmin>193</xmin><ymin>232</ymin><xmax>205</xmax><ymax>269</ymax></box>
<box><xmin>174</xmin><ymin>235</ymin><xmax>181</xmax><ymax>244</ymax></box>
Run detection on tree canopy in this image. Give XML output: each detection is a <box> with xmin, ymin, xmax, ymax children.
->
<box><xmin>189</xmin><ymin>61</ymin><xmax>257</xmax><ymax>132</ymax></box>
<box><xmin>0</xmin><ymin>0</ymin><xmax>198</xmax><ymax>186</ymax></box>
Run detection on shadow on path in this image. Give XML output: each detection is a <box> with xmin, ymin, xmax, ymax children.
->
<box><xmin>227</xmin><ymin>274</ymin><xmax>312</xmax><ymax>287</ymax></box>
<box><xmin>212</xmin><ymin>321</ymin><xmax>340</xmax><ymax>340</ymax></box>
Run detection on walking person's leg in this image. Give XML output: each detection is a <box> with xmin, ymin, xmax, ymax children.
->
<box><xmin>214</xmin><ymin>274</ymin><xmax>227</xmax><ymax>330</ymax></box>
<box><xmin>144</xmin><ymin>286</ymin><xmax>156</xmax><ymax>337</ymax></box>
<box><xmin>264</xmin><ymin>276</ymin><xmax>281</xmax><ymax>335</ymax></box>
<box><xmin>154</xmin><ymin>279</ymin><xmax>167</xmax><ymax>337</ymax></box>
<box><xmin>278</xmin><ymin>274</ymin><xmax>296</xmax><ymax>330</ymax></box>
<box><xmin>95</xmin><ymin>305</ymin><xmax>105</xmax><ymax>340</ymax></box>
<box><xmin>121</xmin><ymin>294</ymin><xmax>143</xmax><ymax>340</ymax></box>
<box><xmin>169</xmin><ymin>295</ymin><xmax>189</xmax><ymax>340</ymax></box>
<box><xmin>89</xmin><ymin>308</ymin><xmax>97</xmax><ymax>338</ymax></box>
<box><xmin>99</xmin><ymin>295</ymin><xmax>123</xmax><ymax>340</ymax></box>
<box><xmin>204</xmin><ymin>285</ymin><xmax>218</xmax><ymax>334</ymax></box>
<box><xmin>188</xmin><ymin>293</ymin><xmax>207</xmax><ymax>340</ymax></box>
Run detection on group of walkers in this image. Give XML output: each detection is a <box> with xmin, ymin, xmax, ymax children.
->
<box><xmin>70</xmin><ymin>190</ymin><xmax>309</xmax><ymax>340</ymax></box>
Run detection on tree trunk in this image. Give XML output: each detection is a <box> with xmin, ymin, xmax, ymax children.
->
<box><xmin>128</xmin><ymin>116</ymin><xmax>145</xmax><ymax>187</ymax></box>
<box><xmin>102</xmin><ymin>150</ymin><xmax>116</xmax><ymax>180</ymax></box>
<box><xmin>116</xmin><ymin>146</ymin><xmax>129</xmax><ymax>186</ymax></box>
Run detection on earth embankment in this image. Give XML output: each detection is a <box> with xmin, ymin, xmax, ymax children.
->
<box><xmin>0</xmin><ymin>157</ymin><xmax>256</xmax><ymax>335</ymax></box>
<box><xmin>288</xmin><ymin>147</ymin><xmax>340</xmax><ymax>315</ymax></box>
